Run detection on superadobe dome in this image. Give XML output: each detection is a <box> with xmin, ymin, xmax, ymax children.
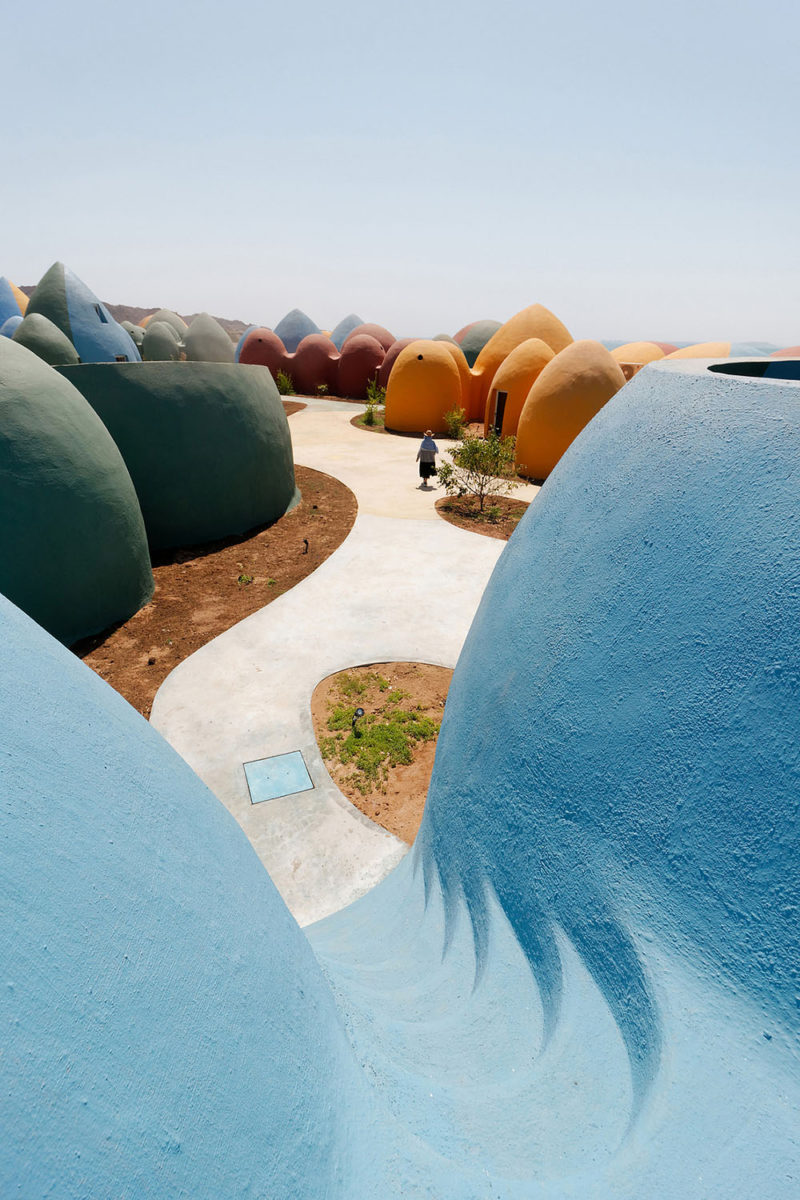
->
<box><xmin>27</xmin><ymin>262</ymin><xmax>141</xmax><ymax>364</ymax></box>
<box><xmin>483</xmin><ymin>337</ymin><xmax>555</xmax><ymax>438</ymax></box>
<box><xmin>142</xmin><ymin>320</ymin><xmax>182</xmax><ymax>361</ymax></box>
<box><xmin>0</xmin><ymin>338</ymin><xmax>152</xmax><ymax>643</ymax></box>
<box><xmin>515</xmin><ymin>339</ymin><xmax>625</xmax><ymax>479</ymax></box>
<box><xmin>274</xmin><ymin>309</ymin><xmax>320</xmax><ymax>353</ymax></box>
<box><xmin>183</xmin><ymin>313</ymin><xmax>235</xmax><ymax>363</ymax></box>
<box><xmin>472</xmin><ymin>305</ymin><xmax>573</xmax><ymax>418</ymax></box>
<box><xmin>384</xmin><ymin>340</ymin><xmax>462</xmax><ymax>433</ymax></box>
<box><xmin>330</xmin><ymin>313</ymin><xmax>364</xmax><ymax>350</ymax></box>
<box><xmin>12</xmin><ymin>312</ymin><xmax>80</xmax><ymax>365</ymax></box>
<box><xmin>0</xmin><ymin>277</ymin><xmax>28</xmax><ymax>324</ymax></box>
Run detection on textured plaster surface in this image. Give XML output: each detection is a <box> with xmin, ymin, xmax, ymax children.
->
<box><xmin>0</xmin><ymin>339</ymin><xmax>152</xmax><ymax>643</ymax></box>
<box><xmin>310</xmin><ymin>358</ymin><xmax>800</xmax><ymax>1195</ymax></box>
<box><xmin>4</xmin><ymin>360</ymin><xmax>799</xmax><ymax>1195</ymax></box>
<box><xmin>59</xmin><ymin>361</ymin><xmax>298</xmax><ymax>549</ymax></box>
<box><xmin>28</xmin><ymin>261</ymin><xmax>141</xmax><ymax>363</ymax></box>
<box><xmin>0</xmin><ymin>595</ymin><xmax>383</xmax><ymax>1198</ymax></box>
<box><xmin>151</xmin><ymin>401</ymin><xmax>539</xmax><ymax>924</ymax></box>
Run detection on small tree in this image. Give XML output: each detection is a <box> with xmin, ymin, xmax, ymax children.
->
<box><xmin>437</xmin><ymin>432</ymin><xmax>519</xmax><ymax>512</ymax></box>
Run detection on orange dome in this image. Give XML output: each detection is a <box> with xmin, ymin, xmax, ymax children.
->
<box><xmin>515</xmin><ymin>340</ymin><xmax>626</xmax><ymax>480</ymax></box>
<box><xmin>9</xmin><ymin>281</ymin><xmax>28</xmax><ymax>314</ymax></box>
<box><xmin>470</xmin><ymin>304</ymin><xmax>573</xmax><ymax>420</ymax></box>
<box><xmin>483</xmin><ymin>338</ymin><xmax>555</xmax><ymax>438</ymax></box>
<box><xmin>610</xmin><ymin>341</ymin><xmax>665</xmax><ymax>365</ymax></box>
<box><xmin>439</xmin><ymin>341</ymin><xmax>472</xmax><ymax>412</ymax></box>
<box><xmin>664</xmin><ymin>342</ymin><xmax>731</xmax><ymax>359</ymax></box>
<box><xmin>384</xmin><ymin>341</ymin><xmax>462</xmax><ymax>434</ymax></box>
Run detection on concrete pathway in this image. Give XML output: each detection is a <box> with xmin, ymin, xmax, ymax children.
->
<box><xmin>150</xmin><ymin>400</ymin><xmax>540</xmax><ymax>926</ymax></box>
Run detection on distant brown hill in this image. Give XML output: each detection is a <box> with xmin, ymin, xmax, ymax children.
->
<box><xmin>19</xmin><ymin>286</ymin><xmax>250</xmax><ymax>342</ymax></box>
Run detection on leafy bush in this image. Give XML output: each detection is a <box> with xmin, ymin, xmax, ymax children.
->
<box><xmin>316</xmin><ymin>382</ymin><xmax>329</xmax><ymax>396</ymax></box>
<box><xmin>363</xmin><ymin>399</ymin><xmax>378</xmax><ymax>426</ymax></box>
<box><xmin>366</xmin><ymin>378</ymin><xmax>386</xmax><ymax>405</ymax></box>
<box><xmin>276</xmin><ymin>369</ymin><xmax>295</xmax><ymax>395</ymax></box>
<box><xmin>437</xmin><ymin>431</ymin><xmax>519</xmax><ymax>512</ymax></box>
<box><xmin>444</xmin><ymin>406</ymin><xmax>467</xmax><ymax>439</ymax></box>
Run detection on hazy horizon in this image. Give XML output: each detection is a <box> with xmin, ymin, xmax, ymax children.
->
<box><xmin>5</xmin><ymin>0</ymin><xmax>798</xmax><ymax>346</ymax></box>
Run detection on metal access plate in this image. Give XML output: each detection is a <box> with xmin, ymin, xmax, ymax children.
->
<box><xmin>243</xmin><ymin>751</ymin><xmax>314</xmax><ymax>804</ymax></box>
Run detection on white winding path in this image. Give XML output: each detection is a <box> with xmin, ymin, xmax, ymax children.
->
<box><xmin>150</xmin><ymin>400</ymin><xmax>540</xmax><ymax>926</ymax></box>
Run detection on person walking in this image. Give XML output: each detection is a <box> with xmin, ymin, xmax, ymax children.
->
<box><xmin>416</xmin><ymin>430</ymin><xmax>439</xmax><ymax>488</ymax></box>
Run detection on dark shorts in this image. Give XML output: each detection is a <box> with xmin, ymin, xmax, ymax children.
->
<box><xmin>419</xmin><ymin>461</ymin><xmax>436</xmax><ymax>479</ymax></box>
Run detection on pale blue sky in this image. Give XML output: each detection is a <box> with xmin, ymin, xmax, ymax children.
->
<box><xmin>4</xmin><ymin>0</ymin><xmax>798</xmax><ymax>342</ymax></box>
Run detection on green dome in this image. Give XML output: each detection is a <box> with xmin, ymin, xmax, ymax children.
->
<box><xmin>59</xmin><ymin>362</ymin><xmax>299</xmax><ymax>550</ymax></box>
<box><xmin>183</xmin><ymin>313</ymin><xmax>235</xmax><ymax>363</ymax></box>
<box><xmin>142</xmin><ymin>320</ymin><xmax>182</xmax><ymax>361</ymax></box>
<box><xmin>12</xmin><ymin>312</ymin><xmax>79</xmax><ymax>365</ymax></box>
<box><xmin>458</xmin><ymin>319</ymin><xmax>502</xmax><ymax>367</ymax></box>
<box><xmin>121</xmin><ymin>321</ymin><xmax>145</xmax><ymax>348</ymax></box>
<box><xmin>0</xmin><ymin>339</ymin><xmax>153</xmax><ymax>643</ymax></box>
<box><xmin>147</xmin><ymin>309</ymin><xmax>188</xmax><ymax>335</ymax></box>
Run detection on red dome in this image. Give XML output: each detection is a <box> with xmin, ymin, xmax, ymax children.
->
<box><xmin>290</xmin><ymin>334</ymin><xmax>339</xmax><ymax>395</ymax></box>
<box><xmin>239</xmin><ymin>328</ymin><xmax>287</xmax><ymax>375</ymax></box>
<box><xmin>342</xmin><ymin>323</ymin><xmax>395</xmax><ymax>353</ymax></box>
<box><xmin>337</xmin><ymin>335</ymin><xmax>385</xmax><ymax>399</ymax></box>
<box><xmin>377</xmin><ymin>338</ymin><xmax>417</xmax><ymax>389</ymax></box>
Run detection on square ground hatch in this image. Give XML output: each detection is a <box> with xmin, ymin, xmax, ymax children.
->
<box><xmin>243</xmin><ymin>751</ymin><xmax>314</xmax><ymax>804</ymax></box>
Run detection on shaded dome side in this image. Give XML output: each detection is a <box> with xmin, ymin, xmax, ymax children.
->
<box><xmin>0</xmin><ymin>339</ymin><xmax>153</xmax><ymax>643</ymax></box>
<box><xmin>0</xmin><ymin>595</ymin><xmax>375</xmax><ymax>1198</ymax></box>
<box><xmin>59</xmin><ymin>362</ymin><xmax>299</xmax><ymax>550</ymax></box>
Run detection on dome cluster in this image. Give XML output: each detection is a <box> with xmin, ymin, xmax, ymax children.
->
<box><xmin>0</xmin><ymin>264</ymin><xmax>298</xmax><ymax>644</ymax></box>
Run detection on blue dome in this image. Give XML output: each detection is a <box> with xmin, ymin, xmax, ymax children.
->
<box><xmin>273</xmin><ymin>308</ymin><xmax>320</xmax><ymax>353</ymax></box>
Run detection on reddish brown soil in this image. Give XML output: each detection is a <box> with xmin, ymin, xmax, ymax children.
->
<box><xmin>311</xmin><ymin>662</ymin><xmax>453</xmax><ymax>844</ymax></box>
<box><xmin>73</xmin><ymin>466</ymin><xmax>357</xmax><ymax>718</ymax></box>
<box><xmin>435</xmin><ymin>494</ymin><xmax>529</xmax><ymax>540</ymax></box>
<box><xmin>282</xmin><ymin>400</ymin><xmax>307</xmax><ymax>416</ymax></box>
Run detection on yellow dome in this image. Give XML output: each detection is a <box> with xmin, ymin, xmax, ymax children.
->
<box><xmin>483</xmin><ymin>338</ymin><xmax>554</xmax><ymax>439</ymax></box>
<box><xmin>384</xmin><ymin>341</ymin><xmax>462</xmax><ymax>434</ymax></box>
<box><xmin>439</xmin><ymin>340</ymin><xmax>472</xmax><ymax>412</ymax></box>
<box><xmin>515</xmin><ymin>340</ymin><xmax>626</xmax><ymax>480</ymax></box>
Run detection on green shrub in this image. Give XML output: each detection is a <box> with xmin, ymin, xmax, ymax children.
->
<box><xmin>437</xmin><ymin>431</ymin><xmax>518</xmax><ymax>512</ymax></box>
<box><xmin>276</xmin><ymin>369</ymin><xmax>295</xmax><ymax>395</ymax></box>
<box><xmin>366</xmin><ymin>378</ymin><xmax>386</xmax><ymax>405</ymax></box>
<box><xmin>444</xmin><ymin>407</ymin><xmax>467</xmax><ymax>439</ymax></box>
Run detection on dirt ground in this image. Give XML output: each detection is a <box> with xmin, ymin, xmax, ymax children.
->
<box><xmin>435</xmin><ymin>494</ymin><xmax>529</xmax><ymax>540</ymax></box>
<box><xmin>311</xmin><ymin>662</ymin><xmax>453</xmax><ymax>844</ymax></box>
<box><xmin>281</xmin><ymin>400</ymin><xmax>307</xmax><ymax>416</ymax></box>
<box><xmin>74</xmin><ymin>465</ymin><xmax>357</xmax><ymax>717</ymax></box>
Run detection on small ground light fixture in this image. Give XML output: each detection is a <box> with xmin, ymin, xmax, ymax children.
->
<box><xmin>352</xmin><ymin>707</ymin><xmax>365</xmax><ymax>737</ymax></box>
